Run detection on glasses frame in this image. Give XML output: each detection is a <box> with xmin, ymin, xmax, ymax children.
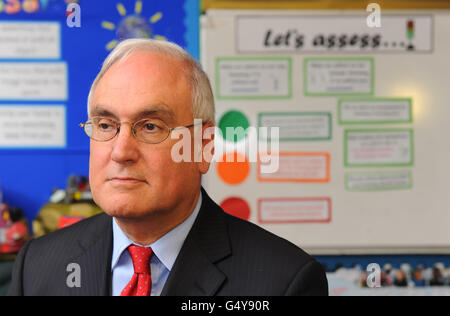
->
<box><xmin>79</xmin><ymin>116</ymin><xmax>200</xmax><ymax>144</ymax></box>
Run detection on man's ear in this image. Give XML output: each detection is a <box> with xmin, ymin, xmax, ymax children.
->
<box><xmin>198</xmin><ymin>122</ymin><xmax>215</xmax><ymax>174</ymax></box>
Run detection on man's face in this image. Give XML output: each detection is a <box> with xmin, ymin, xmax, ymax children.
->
<box><xmin>89</xmin><ymin>51</ymin><xmax>209</xmax><ymax>219</ymax></box>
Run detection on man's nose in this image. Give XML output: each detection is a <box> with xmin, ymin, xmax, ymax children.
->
<box><xmin>110</xmin><ymin>124</ymin><xmax>140</xmax><ymax>163</ymax></box>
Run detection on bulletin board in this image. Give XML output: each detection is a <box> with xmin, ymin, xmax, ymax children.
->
<box><xmin>0</xmin><ymin>0</ymin><xmax>199</xmax><ymax>223</ymax></box>
<box><xmin>201</xmin><ymin>8</ymin><xmax>450</xmax><ymax>254</ymax></box>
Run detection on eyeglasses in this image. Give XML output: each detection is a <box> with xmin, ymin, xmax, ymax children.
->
<box><xmin>79</xmin><ymin>116</ymin><xmax>199</xmax><ymax>144</ymax></box>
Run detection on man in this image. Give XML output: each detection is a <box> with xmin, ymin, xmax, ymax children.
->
<box><xmin>8</xmin><ymin>39</ymin><xmax>328</xmax><ymax>296</ymax></box>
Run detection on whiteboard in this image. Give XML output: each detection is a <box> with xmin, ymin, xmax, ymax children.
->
<box><xmin>201</xmin><ymin>9</ymin><xmax>450</xmax><ymax>255</ymax></box>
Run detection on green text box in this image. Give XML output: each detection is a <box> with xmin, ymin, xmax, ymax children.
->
<box><xmin>258</xmin><ymin>112</ymin><xmax>332</xmax><ymax>141</ymax></box>
<box><xmin>303</xmin><ymin>57</ymin><xmax>374</xmax><ymax>97</ymax></box>
<box><xmin>345</xmin><ymin>170</ymin><xmax>413</xmax><ymax>191</ymax></box>
<box><xmin>344</xmin><ymin>128</ymin><xmax>414</xmax><ymax>167</ymax></box>
<box><xmin>216</xmin><ymin>57</ymin><xmax>293</xmax><ymax>100</ymax></box>
<box><xmin>338</xmin><ymin>98</ymin><xmax>413</xmax><ymax>125</ymax></box>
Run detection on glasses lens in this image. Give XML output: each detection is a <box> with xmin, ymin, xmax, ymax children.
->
<box><xmin>87</xmin><ymin>117</ymin><xmax>118</xmax><ymax>141</ymax></box>
<box><xmin>134</xmin><ymin>118</ymin><xmax>169</xmax><ymax>144</ymax></box>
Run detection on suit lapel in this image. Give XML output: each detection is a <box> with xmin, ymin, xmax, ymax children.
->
<box><xmin>160</xmin><ymin>240</ymin><xmax>227</xmax><ymax>296</ymax></box>
<box><xmin>64</xmin><ymin>213</ymin><xmax>113</xmax><ymax>296</ymax></box>
<box><xmin>59</xmin><ymin>188</ymin><xmax>228</xmax><ymax>296</ymax></box>
<box><xmin>161</xmin><ymin>187</ymin><xmax>231</xmax><ymax>296</ymax></box>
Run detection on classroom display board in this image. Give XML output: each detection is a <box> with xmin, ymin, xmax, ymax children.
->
<box><xmin>0</xmin><ymin>0</ymin><xmax>199</xmax><ymax>222</ymax></box>
<box><xmin>201</xmin><ymin>9</ymin><xmax>450</xmax><ymax>254</ymax></box>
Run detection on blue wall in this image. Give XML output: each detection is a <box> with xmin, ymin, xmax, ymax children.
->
<box><xmin>0</xmin><ymin>0</ymin><xmax>199</xmax><ymax>223</ymax></box>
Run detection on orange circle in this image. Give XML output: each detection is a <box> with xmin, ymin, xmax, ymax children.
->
<box><xmin>217</xmin><ymin>152</ymin><xmax>250</xmax><ymax>185</ymax></box>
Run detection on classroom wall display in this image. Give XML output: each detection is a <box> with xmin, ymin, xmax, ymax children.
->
<box><xmin>201</xmin><ymin>9</ymin><xmax>450</xmax><ymax>254</ymax></box>
<box><xmin>0</xmin><ymin>0</ymin><xmax>199</xmax><ymax>223</ymax></box>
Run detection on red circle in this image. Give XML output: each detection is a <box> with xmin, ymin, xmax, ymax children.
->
<box><xmin>220</xmin><ymin>197</ymin><xmax>251</xmax><ymax>221</ymax></box>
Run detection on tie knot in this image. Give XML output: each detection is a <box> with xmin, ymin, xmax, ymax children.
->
<box><xmin>128</xmin><ymin>245</ymin><xmax>152</xmax><ymax>274</ymax></box>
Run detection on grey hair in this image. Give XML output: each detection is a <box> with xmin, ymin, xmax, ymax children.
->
<box><xmin>87</xmin><ymin>39</ymin><xmax>215</xmax><ymax>124</ymax></box>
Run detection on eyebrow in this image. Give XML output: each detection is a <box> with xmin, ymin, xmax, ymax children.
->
<box><xmin>90</xmin><ymin>105</ymin><xmax>176</xmax><ymax>123</ymax></box>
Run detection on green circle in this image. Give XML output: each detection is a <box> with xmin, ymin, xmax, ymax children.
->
<box><xmin>218</xmin><ymin>110</ymin><xmax>250</xmax><ymax>143</ymax></box>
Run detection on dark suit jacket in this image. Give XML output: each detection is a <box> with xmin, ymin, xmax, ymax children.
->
<box><xmin>7</xmin><ymin>187</ymin><xmax>328</xmax><ymax>296</ymax></box>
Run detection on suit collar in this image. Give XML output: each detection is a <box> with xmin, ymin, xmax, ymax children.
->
<box><xmin>65</xmin><ymin>213</ymin><xmax>113</xmax><ymax>296</ymax></box>
<box><xmin>161</xmin><ymin>187</ymin><xmax>231</xmax><ymax>296</ymax></box>
<box><xmin>63</xmin><ymin>186</ymin><xmax>230</xmax><ymax>296</ymax></box>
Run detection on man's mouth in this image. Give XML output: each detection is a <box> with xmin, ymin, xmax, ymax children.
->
<box><xmin>107</xmin><ymin>177</ymin><xmax>147</xmax><ymax>184</ymax></box>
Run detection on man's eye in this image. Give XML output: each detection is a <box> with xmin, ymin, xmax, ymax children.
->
<box><xmin>141</xmin><ymin>121</ymin><xmax>163</xmax><ymax>133</ymax></box>
<box><xmin>145</xmin><ymin>123</ymin><xmax>160</xmax><ymax>131</ymax></box>
<box><xmin>96</xmin><ymin>120</ymin><xmax>116</xmax><ymax>131</ymax></box>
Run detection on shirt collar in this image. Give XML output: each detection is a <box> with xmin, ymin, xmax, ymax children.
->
<box><xmin>111</xmin><ymin>191</ymin><xmax>202</xmax><ymax>271</ymax></box>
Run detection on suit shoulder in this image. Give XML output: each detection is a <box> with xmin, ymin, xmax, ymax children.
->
<box><xmin>223</xmin><ymin>212</ymin><xmax>315</xmax><ymax>267</ymax></box>
<box><xmin>13</xmin><ymin>213</ymin><xmax>111</xmax><ymax>296</ymax></box>
<box><xmin>26</xmin><ymin>213</ymin><xmax>110</xmax><ymax>257</ymax></box>
<box><xmin>216</xmin><ymin>212</ymin><xmax>328</xmax><ymax>295</ymax></box>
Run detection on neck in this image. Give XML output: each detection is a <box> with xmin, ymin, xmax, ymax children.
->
<box><xmin>114</xmin><ymin>189</ymin><xmax>201</xmax><ymax>245</ymax></box>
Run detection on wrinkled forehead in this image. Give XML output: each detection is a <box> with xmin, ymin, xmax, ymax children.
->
<box><xmin>90</xmin><ymin>51</ymin><xmax>193</xmax><ymax>123</ymax></box>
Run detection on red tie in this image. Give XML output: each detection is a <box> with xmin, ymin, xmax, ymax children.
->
<box><xmin>121</xmin><ymin>245</ymin><xmax>153</xmax><ymax>296</ymax></box>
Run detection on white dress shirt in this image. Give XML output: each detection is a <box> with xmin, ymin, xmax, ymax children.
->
<box><xmin>111</xmin><ymin>192</ymin><xmax>202</xmax><ymax>296</ymax></box>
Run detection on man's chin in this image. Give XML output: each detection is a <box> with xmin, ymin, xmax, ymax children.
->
<box><xmin>102</xmin><ymin>205</ymin><xmax>166</xmax><ymax>221</ymax></box>
<box><xmin>103</xmin><ymin>208</ymin><xmax>148</xmax><ymax>219</ymax></box>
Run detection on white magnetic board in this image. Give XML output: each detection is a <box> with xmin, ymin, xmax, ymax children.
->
<box><xmin>201</xmin><ymin>9</ymin><xmax>450</xmax><ymax>254</ymax></box>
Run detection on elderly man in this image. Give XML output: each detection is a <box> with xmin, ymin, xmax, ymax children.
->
<box><xmin>8</xmin><ymin>39</ymin><xmax>328</xmax><ymax>296</ymax></box>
